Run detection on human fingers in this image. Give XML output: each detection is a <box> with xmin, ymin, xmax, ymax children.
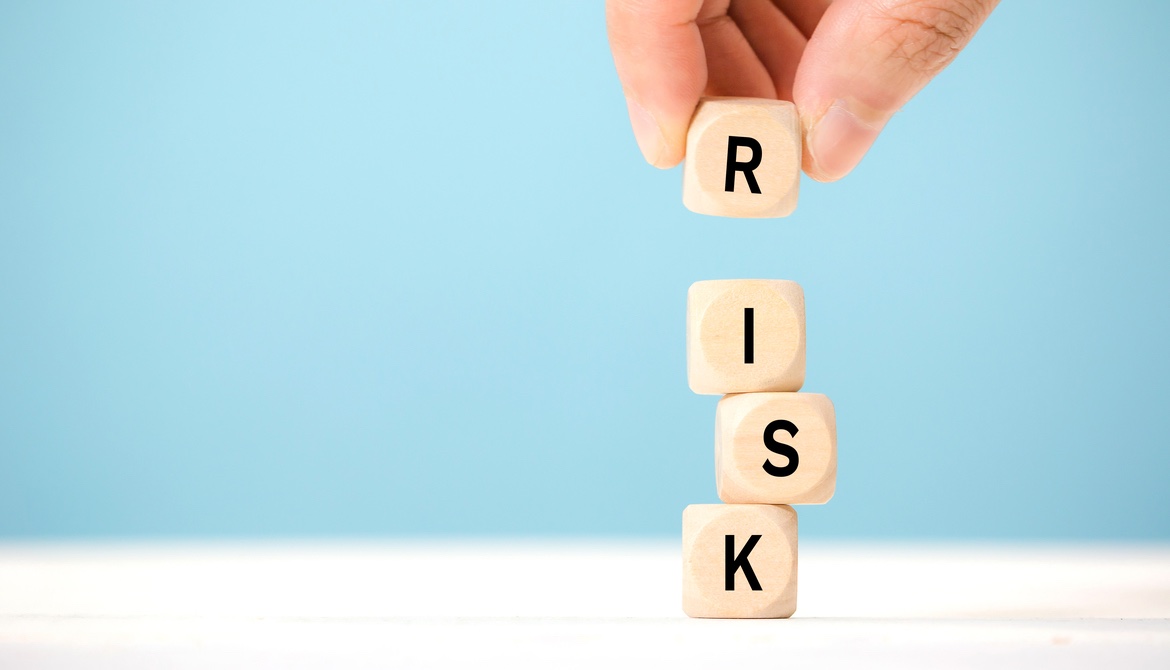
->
<box><xmin>606</xmin><ymin>0</ymin><xmax>707</xmax><ymax>168</ymax></box>
<box><xmin>727</xmin><ymin>0</ymin><xmax>807</xmax><ymax>102</ymax></box>
<box><xmin>793</xmin><ymin>0</ymin><xmax>998</xmax><ymax>181</ymax></box>
<box><xmin>608</xmin><ymin>0</ymin><xmax>778</xmax><ymax>168</ymax></box>
<box><xmin>698</xmin><ymin>2</ymin><xmax>778</xmax><ymax>100</ymax></box>
<box><xmin>769</xmin><ymin>0</ymin><xmax>832</xmax><ymax>39</ymax></box>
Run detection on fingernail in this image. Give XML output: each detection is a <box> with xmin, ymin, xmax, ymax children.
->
<box><xmin>625</xmin><ymin>96</ymin><xmax>666</xmax><ymax>167</ymax></box>
<box><xmin>807</xmin><ymin>101</ymin><xmax>883</xmax><ymax>181</ymax></box>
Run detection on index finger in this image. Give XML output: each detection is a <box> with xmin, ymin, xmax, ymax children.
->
<box><xmin>606</xmin><ymin>0</ymin><xmax>707</xmax><ymax>168</ymax></box>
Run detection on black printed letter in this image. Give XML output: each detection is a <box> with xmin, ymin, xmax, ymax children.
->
<box><xmin>725</xmin><ymin>534</ymin><xmax>763</xmax><ymax>591</ymax></box>
<box><xmin>744</xmin><ymin>307</ymin><xmax>754</xmax><ymax>364</ymax></box>
<box><xmin>725</xmin><ymin>136</ymin><xmax>763</xmax><ymax>193</ymax></box>
<box><xmin>763</xmin><ymin>419</ymin><xmax>799</xmax><ymax>477</ymax></box>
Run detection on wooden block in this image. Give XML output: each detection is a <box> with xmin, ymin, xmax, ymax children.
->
<box><xmin>716</xmin><ymin>393</ymin><xmax>837</xmax><ymax>505</ymax></box>
<box><xmin>682</xmin><ymin>504</ymin><xmax>798</xmax><ymax>619</ymax></box>
<box><xmin>687</xmin><ymin>279</ymin><xmax>805</xmax><ymax>395</ymax></box>
<box><xmin>683</xmin><ymin>97</ymin><xmax>801</xmax><ymax>218</ymax></box>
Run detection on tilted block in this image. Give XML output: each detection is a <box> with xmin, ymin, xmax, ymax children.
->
<box><xmin>716</xmin><ymin>393</ymin><xmax>837</xmax><ymax>505</ymax></box>
<box><xmin>687</xmin><ymin>279</ymin><xmax>805</xmax><ymax>394</ymax></box>
<box><xmin>683</xmin><ymin>97</ymin><xmax>801</xmax><ymax>218</ymax></box>
<box><xmin>682</xmin><ymin>504</ymin><xmax>798</xmax><ymax>619</ymax></box>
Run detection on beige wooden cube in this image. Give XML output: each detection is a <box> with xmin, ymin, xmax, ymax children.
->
<box><xmin>683</xmin><ymin>97</ymin><xmax>800</xmax><ymax>218</ymax></box>
<box><xmin>687</xmin><ymin>279</ymin><xmax>805</xmax><ymax>395</ymax></box>
<box><xmin>716</xmin><ymin>393</ymin><xmax>836</xmax><ymax>505</ymax></box>
<box><xmin>682</xmin><ymin>504</ymin><xmax>798</xmax><ymax>619</ymax></box>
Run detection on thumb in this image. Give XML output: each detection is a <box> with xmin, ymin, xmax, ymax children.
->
<box><xmin>794</xmin><ymin>0</ymin><xmax>998</xmax><ymax>182</ymax></box>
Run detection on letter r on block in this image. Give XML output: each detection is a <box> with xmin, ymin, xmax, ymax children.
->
<box><xmin>725</xmin><ymin>136</ymin><xmax>763</xmax><ymax>194</ymax></box>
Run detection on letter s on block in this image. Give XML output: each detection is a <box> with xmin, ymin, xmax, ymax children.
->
<box><xmin>762</xmin><ymin>419</ymin><xmax>798</xmax><ymax>477</ymax></box>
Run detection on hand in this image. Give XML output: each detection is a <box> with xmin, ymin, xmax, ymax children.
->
<box><xmin>606</xmin><ymin>0</ymin><xmax>998</xmax><ymax>181</ymax></box>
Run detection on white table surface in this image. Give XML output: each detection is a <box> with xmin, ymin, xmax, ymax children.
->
<box><xmin>1</xmin><ymin>540</ymin><xmax>1168</xmax><ymax>668</ymax></box>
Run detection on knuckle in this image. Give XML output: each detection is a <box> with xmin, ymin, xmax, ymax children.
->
<box><xmin>873</xmin><ymin>0</ymin><xmax>990</xmax><ymax>75</ymax></box>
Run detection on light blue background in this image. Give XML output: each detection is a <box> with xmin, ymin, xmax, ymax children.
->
<box><xmin>2</xmin><ymin>1</ymin><xmax>1168</xmax><ymax>540</ymax></box>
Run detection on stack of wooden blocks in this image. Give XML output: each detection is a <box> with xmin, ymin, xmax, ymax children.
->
<box><xmin>680</xmin><ymin>98</ymin><xmax>837</xmax><ymax>619</ymax></box>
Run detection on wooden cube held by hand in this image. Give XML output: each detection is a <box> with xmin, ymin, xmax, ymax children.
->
<box><xmin>683</xmin><ymin>98</ymin><xmax>801</xmax><ymax>218</ymax></box>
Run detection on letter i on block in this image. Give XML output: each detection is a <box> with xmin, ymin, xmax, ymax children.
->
<box><xmin>683</xmin><ymin>504</ymin><xmax>798</xmax><ymax>618</ymax></box>
<box><xmin>687</xmin><ymin>279</ymin><xmax>805</xmax><ymax>394</ymax></box>
<box><xmin>683</xmin><ymin>98</ymin><xmax>801</xmax><ymax>218</ymax></box>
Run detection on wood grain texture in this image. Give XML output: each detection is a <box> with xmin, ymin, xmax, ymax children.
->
<box><xmin>715</xmin><ymin>393</ymin><xmax>837</xmax><ymax>505</ymax></box>
<box><xmin>683</xmin><ymin>97</ymin><xmax>801</xmax><ymax>218</ymax></box>
<box><xmin>687</xmin><ymin>279</ymin><xmax>805</xmax><ymax>395</ymax></box>
<box><xmin>682</xmin><ymin>504</ymin><xmax>798</xmax><ymax>619</ymax></box>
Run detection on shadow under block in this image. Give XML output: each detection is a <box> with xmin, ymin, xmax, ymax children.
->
<box><xmin>682</xmin><ymin>97</ymin><xmax>800</xmax><ymax>218</ymax></box>
<box><xmin>716</xmin><ymin>393</ymin><xmax>837</xmax><ymax>505</ymax></box>
<box><xmin>687</xmin><ymin>279</ymin><xmax>805</xmax><ymax>395</ymax></box>
<box><xmin>682</xmin><ymin>504</ymin><xmax>798</xmax><ymax>619</ymax></box>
